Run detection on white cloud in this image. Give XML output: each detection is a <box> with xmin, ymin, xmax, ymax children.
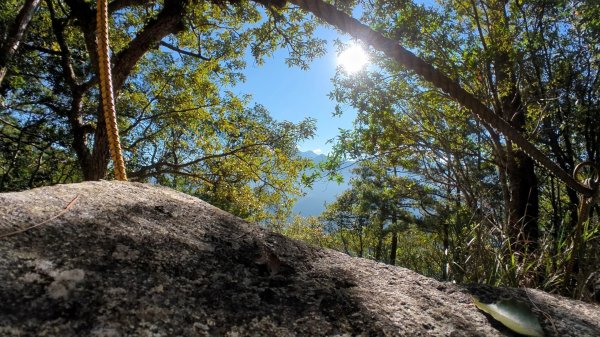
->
<box><xmin>312</xmin><ymin>149</ymin><xmax>323</xmax><ymax>155</ymax></box>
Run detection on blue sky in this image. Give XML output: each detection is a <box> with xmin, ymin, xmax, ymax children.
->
<box><xmin>233</xmin><ymin>25</ymin><xmax>356</xmax><ymax>155</ymax></box>
<box><xmin>232</xmin><ymin>1</ymin><xmax>438</xmax><ymax>155</ymax></box>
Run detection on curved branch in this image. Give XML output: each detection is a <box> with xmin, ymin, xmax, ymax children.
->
<box><xmin>0</xmin><ymin>0</ymin><xmax>41</xmax><ymax>86</ymax></box>
<box><xmin>129</xmin><ymin>141</ymin><xmax>274</xmax><ymax>180</ymax></box>
<box><xmin>274</xmin><ymin>0</ymin><xmax>593</xmax><ymax>196</ymax></box>
<box><xmin>159</xmin><ymin>41</ymin><xmax>211</xmax><ymax>61</ymax></box>
<box><xmin>112</xmin><ymin>0</ymin><xmax>189</xmax><ymax>91</ymax></box>
<box><xmin>109</xmin><ymin>0</ymin><xmax>149</xmax><ymax>13</ymax></box>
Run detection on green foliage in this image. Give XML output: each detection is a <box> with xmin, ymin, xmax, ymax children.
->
<box><xmin>0</xmin><ymin>115</ymin><xmax>81</xmax><ymax>190</ymax></box>
<box><xmin>0</xmin><ymin>0</ymin><xmax>325</xmax><ymax>223</ymax></box>
<box><xmin>392</xmin><ymin>225</ymin><xmax>444</xmax><ymax>277</ymax></box>
<box><xmin>319</xmin><ymin>0</ymin><xmax>600</xmax><ymax>299</ymax></box>
<box><xmin>282</xmin><ymin>215</ymin><xmax>337</xmax><ymax>248</ymax></box>
<box><xmin>317</xmin><ymin>159</ymin><xmax>443</xmax><ymax>275</ymax></box>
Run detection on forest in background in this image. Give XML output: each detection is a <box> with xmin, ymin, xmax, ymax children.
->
<box><xmin>1</xmin><ymin>0</ymin><xmax>598</xmax><ymax>301</ymax></box>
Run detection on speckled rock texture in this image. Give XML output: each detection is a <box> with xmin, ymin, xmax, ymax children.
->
<box><xmin>0</xmin><ymin>181</ymin><xmax>598</xmax><ymax>336</ymax></box>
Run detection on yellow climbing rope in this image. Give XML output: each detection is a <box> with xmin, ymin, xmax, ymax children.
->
<box><xmin>96</xmin><ymin>0</ymin><xmax>127</xmax><ymax>181</ymax></box>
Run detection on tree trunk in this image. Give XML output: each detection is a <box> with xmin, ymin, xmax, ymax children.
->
<box><xmin>57</xmin><ymin>0</ymin><xmax>189</xmax><ymax>180</ymax></box>
<box><xmin>505</xmin><ymin>150</ymin><xmax>539</xmax><ymax>251</ymax></box>
<box><xmin>495</xmin><ymin>49</ymin><xmax>540</xmax><ymax>252</ymax></box>
<box><xmin>442</xmin><ymin>221</ymin><xmax>449</xmax><ymax>280</ymax></box>
<box><xmin>0</xmin><ymin>0</ymin><xmax>41</xmax><ymax>86</ymax></box>
<box><xmin>373</xmin><ymin>203</ymin><xmax>388</xmax><ymax>261</ymax></box>
<box><xmin>374</xmin><ymin>217</ymin><xmax>384</xmax><ymax>261</ymax></box>
<box><xmin>84</xmin><ymin>110</ymin><xmax>111</xmax><ymax>180</ymax></box>
<box><xmin>389</xmin><ymin>230</ymin><xmax>397</xmax><ymax>266</ymax></box>
<box><xmin>487</xmin><ymin>0</ymin><xmax>539</xmax><ymax>253</ymax></box>
<box><xmin>357</xmin><ymin>218</ymin><xmax>364</xmax><ymax>258</ymax></box>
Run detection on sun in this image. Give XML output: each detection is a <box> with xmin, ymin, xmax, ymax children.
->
<box><xmin>337</xmin><ymin>44</ymin><xmax>369</xmax><ymax>74</ymax></box>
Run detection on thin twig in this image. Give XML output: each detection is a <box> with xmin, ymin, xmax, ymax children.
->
<box><xmin>0</xmin><ymin>194</ymin><xmax>80</xmax><ymax>239</ymax></box>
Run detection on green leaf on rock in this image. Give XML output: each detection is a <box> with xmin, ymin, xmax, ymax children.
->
<box><xmin>472</xmin><ymin>295</ymin><xmax>544</xmax><ymax>337</ymax></box>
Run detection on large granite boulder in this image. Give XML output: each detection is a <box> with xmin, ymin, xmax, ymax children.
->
<box><xmin>1</xmin><ymin>181</ymin><xmax>598</xmax><ymax>336</ymax></box>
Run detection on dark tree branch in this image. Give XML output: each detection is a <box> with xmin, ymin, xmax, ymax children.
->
<box><xmin>109</xmin><ymin>0</ymin><xmax>151</xmax><ymax>13</ymax></box>
<box><xmin>46</xmin><ymin>0</ymin><xmax>80</xmax><ymax>90</ymax></box>
<box><xmin>159</xmin><ymin>41</ymin><xmax>211</xmax><ymax>61</ymax></box>
<box><xmin>22</xmin><ymin>43</ymin><xmax>62</xmax><ymax>56</ymax></box>
<box><xmin>112</xmin><ymin>0</ymin><xmax>189</xmax><ymax>91</ymax></box>
<box><xmin>0</xmin><ymin>0</ymin><xmax>41</xmax><ymax>86</ymax></box>
<box><xmin>129</xmin><ymin>142</ymin><xmax>274</xmax><ymax>179</ymax></box>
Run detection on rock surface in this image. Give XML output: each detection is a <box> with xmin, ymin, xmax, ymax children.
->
<box><xmin>0</xmin><ymin>181</ymin><xmax>598</xmax><ymax>336</ymax></box>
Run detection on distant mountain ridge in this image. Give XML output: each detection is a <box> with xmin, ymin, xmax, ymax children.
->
<box><xmin>293</xmin><ymin>151</ymin><xmax>354</xmax><ymax>216</ymax></box>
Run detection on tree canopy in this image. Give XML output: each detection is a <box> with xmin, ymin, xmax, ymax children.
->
<box><xmin>320</xmin><ymin>0</ymin><xmax>599</xmax><ymax>298</ymax></box>
<box><xmin>1</xmin><ymin>0</ymin><xmax>326</xmax><ymax>223</ymax></box>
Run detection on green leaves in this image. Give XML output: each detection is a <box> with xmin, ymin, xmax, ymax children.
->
<box><xmin>1</xmin><ymin>0</ymin><xmax>325</xmax><ymax>224</ymax></box>
<box><xmin>472</xmin><ymin>295</ymin><xmax>544</xmax><ymax>337</ymax></box>
<box><xmin>319</xmin><ymin>157</ymin><xmax>440</xmax><ymax>267</ymax></box>
<box><xmin>323</xmin><ymin>0</ymin><xmax>599</xmax><ymax>294</ymax></box>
